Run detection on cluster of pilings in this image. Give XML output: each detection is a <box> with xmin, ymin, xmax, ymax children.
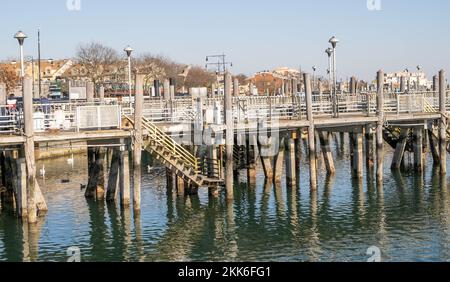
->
<box><xmin>214</xmin><ymin>69</ymin><xmax>449</xmax><ymax>201</ymax></box>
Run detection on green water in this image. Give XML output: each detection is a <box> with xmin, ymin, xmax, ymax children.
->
<box><xmin>0</xmin><ymin>140</ymin><xmax>448</xmax><ymax>262</ymax></box>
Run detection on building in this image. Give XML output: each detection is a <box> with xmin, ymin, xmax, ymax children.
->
<box><xmin>248</xmin><ymin>67</ymin><xmax>302</xmax><ymax>96</ymax></box>
<box><xmin>384</xmin><ymin>71</ymin><xmax>432</xmax><ymax>90</ymax></box>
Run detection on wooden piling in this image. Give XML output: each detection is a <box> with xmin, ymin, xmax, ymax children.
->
<box><xmin>246</xmin><ymin>133</ymin><xmax>256</xmax><ymax>187</ymax></box>
<box><xmin>376</xmin><ymin>70</ymin><xmax>385</xmax><ymax>183</ymax></box>
<box><xmin>16</xmin><ymin>156</ymin><xmax>27</xmax><ymax>218</ymax></box>
<box><xmin>176</xmin><ymin>176</ymin><xmax>185</xmax><ymax>196</ymax></box>
<box><xmin>23</xmin><ymin>77</ymin><xmax>48</xmax><ymax>223</ymax></box>
<box><xmin>428</xmin><ymin>127</ymin><xmax>440</xmax><ymax>165</ymax></box>
<box><xmin>133</xmin><ymin>73</ymin><xmax>144</xmax><ymax>212</ymax></box>
<box><xmin>413</xmin><ymin>127</ymin><xmax>424</xmax><ymax>172</ymax></box>
<box><xmin>391</xmin><ymin>128</ymin><xmax>409</xmax><ymax>170</ymax></box>
<box><xmin>274</xmin><ymin>137</ymin><xmax>285</xmax><ymax>184</ymax></box>
<box><xmin>86</xmin><ymin>81</ymin><xmax>94</xmax><ymax>103</ymax></box>
<box><xmin>439</xmin><ymin>70</ymin><xmax>447</xmax><ymax>175</ymax></box>
<box><xmin>353</xmin><ymin>132</ymin><xmax>363</xmax><ymax>179</ymax></box>
<box><xmin>99</xmin><ymin>86</ymin><xmax>105</xmax><ymax>103</ymax></box>
<box><xmin>106</xmin><ymin>148</ymin><xmax>120</xmax><ymax>202</ymax></box>
<box><xmin>285</xmin><ymin>133</ymin><xmax>297</xmax><ymax>187</ymax></box>
<box><xmin>233</xmin><ymin>78</ymin><xmax>239</xmax><ymax>96</ymax></box>
<box><xmin>318</xmin><ymin>131</ymin><xmax>335</xmax><ymax>174</ymax></box>
<box><xmin>304</xmin><ymin>73</ymin><xmax>317</xmax><ymax>189</ymax></box>
<box><xmin>224</xmin><ymin>72</ymin><xmax>234</xmax><ymax>200</ymax></box>
<box><xmin>119</xmin><ymin>148</ymin><xmax>131</xmax><ymax>207</ymax></box>
<box><xmin>365</xmin><ymin>125</ymin><xmax>375</xmax><ymax>171</ymax></box>
<box><xmin>85</xmin><ymin>147</ymin><xmax>105</xmax><ymax>199</ymax></box>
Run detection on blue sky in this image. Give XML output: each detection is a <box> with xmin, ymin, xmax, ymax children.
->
<box><xmin>1</xmin><ymin>0</ymin><xmax>449</xmax><ymax>80</ymax></box>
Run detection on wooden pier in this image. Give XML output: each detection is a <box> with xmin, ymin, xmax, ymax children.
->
<box><xmin>0</xmin><ymin>70</ymin><xmax>449</xmax><ymax>224</ymax></box>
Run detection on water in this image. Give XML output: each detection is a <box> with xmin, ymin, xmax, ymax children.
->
<box><xmin>0</xmin><ymin>140</ymin><xmax>449</xmax><ymax>262</ymax></box>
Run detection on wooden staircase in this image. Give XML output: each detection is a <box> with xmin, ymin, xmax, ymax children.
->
<box><xmin>124</xmin><ymin>116</ymin><xmax>224</xmax><ymax>187</ymax></box>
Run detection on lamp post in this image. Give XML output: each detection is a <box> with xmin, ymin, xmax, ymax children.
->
<box><xmin>14</xmin><ymin>31</ymin><xmax>27</xmax><ymax>79</ymax></box>
<box><xmin>416</xmin><ymin>65</ymin><xmax>421</xmax><ymax>92</ymax></box>
<box><xmin>124</xmin><ymin>46</ymin><xmax>133</xmax><ymax>104</ymax></box>
<box><xmin>329</xmin><ymin>36</ymin><xmax>339</xmax><ymax>117</ymax></box>
<box><xmin>312</xmin><ymin>66</ymin><xmax>317</xmax><ymax>90</ymax></box>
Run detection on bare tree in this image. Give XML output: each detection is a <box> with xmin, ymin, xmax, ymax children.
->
<box><xmin>184</xmin><ymin>66</ymin><xmax>215</xmax><ymax>89</ymax></box>
<box><xmin>235</xmin><ymin>74</ymin><xmax>248</xmax><ymax>85</ymax></box>
<box><xmin>75</xmin><ymin>42</ymin><xmax>120</xmax><ymax>84</ymax></box>
<box><xmin>0</xmin><ymin>64</ymin><xmax>19</xmax><ymax>94</ymax></box>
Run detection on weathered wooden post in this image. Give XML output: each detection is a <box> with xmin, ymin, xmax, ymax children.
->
<box><xmin>304</xmin><ymin>73</ymin><xmax>317</xmax><ymax>189</ymax></box>
<box><xmin>86</xmin><ymin>81</ymin><xmax>94</xmax><ymax>103</ymax></box>
<box><xmin>400</xmin><ymin>76</ymin><xmax>406</xmax><ymax>93</ymax></box>
<box><xmin>292</xmin><ymin>78</ymin><xmax>298</xmax><ymax>96</ymax></box>
<box><xmin>133</xmin><ymin>73</ymin><xmax>144</xmax><ymax>212</ymax></box>
<box><xmin>163</xmin><ymin>79</ymin><xmax>170</xmax><ymax>100</ymax></box>
<box><xmin>285</xmin><ymin>131</ymin><xmax>297</xmax><ymax>187</ymax></box>
<box><xmin>98</xmin><ymin>86</ymin><xmax>105</xmax><ymax>103</ymax></box>
<box><xmin>350</xmin><ymin>76</ymin><xmax>357</xmax><ymax>94</ymax></box>
<box><xmin>439</xmin><ymin>70</ymin><xmax>447</xmax><ymax>174</ymax></box>
<box><xmin>413</xmin><ymin>127</ymin><xmax>424</xmax><ymax>172</ymax></box>
<box><xmin>353</xmin><ymin>130</ymin><xmax>363</xmax><ymax>179</ymax></box>
<box><xmin>365</xmin><ymin>125</ymin><xmax>375</xmax><ymax>172</ymax></box>
<box><xmin>224</xmin><ymin>72</ymin><xmax>234</xmax><ymax>200</ymax></box>
<box><xmin>433</xmin><ymin>75</ymin><xmax>439</xmax><ymax>92</ymax></box>
<box><xmin>211</xmin><ymin>82</ymin><xmax>217</xmax><ymax>99</ymax></box>
<box><xmin>23</xmin><ymin>77</ymin><xmax>48</xmax><ymax>223</ymax></box>
<box><xmin>169</xmin><ymin>78</ymin><xmax>176</xmax><ymax>100</ymax></box>
<box><xmin>0</xmin><ymin>83</ymin><xmax>6</xmax><ymax>104</ymax></box>
<box><xmin>376</xmin><ymin>70</ymin><xmax>385</xmax><ymax>183</ymax></box>
<box><xmin>106</xmin><ymin>148</ymin><xmax>121</xmax><ymax>202</ymax></box>
<box><xmin>318</xmin><ymin>131</ymin><xmax>335</xmax><ymax>174</ymax></box>
<box><xmin>16</xmin><ymin>154</ymin><xmax>27</xmax><ymax>218</ymax></box>
<box><xmin>119</xmin><ymin>146</ymin><xmax>131</xmax><ymax>207</ymax></box>
<box><xmin>154</xmin><ymin>80</ymin><xmax>160</xmax><ymax>97</ymax></box>
<box><xmin>274</xmin><ymin>137</ymin><xmax>285</xmax><ymax>184</ymax></box>
<box><xmin>391</xmin><ymin>128</ymin><xmax>409</xmax><ymax>170</ymax></box>
<box><xmin>246</xmin><ymin>133</ymin><xmax>257</xmax><ymax>187</ymax></box>
<box><xmin>233</xmin><ymin>78</ymin><xmax>239</xmax><ymax>96</ymax></box>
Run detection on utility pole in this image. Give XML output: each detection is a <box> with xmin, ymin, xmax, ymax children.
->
<box><xmin>38</xmin><ymin>28</ymin><xmax>42</xmax><ymax>97</ymax></box>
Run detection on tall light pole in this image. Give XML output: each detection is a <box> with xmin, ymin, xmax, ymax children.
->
<box><xmin>124</xmin><ymin>46</ymin><xmax>133</xmax><ymax>103</ymax></box>
<box><xmin>329</xmin><ymin>36</ymin><xmax>339</xmax><ymax>117</ymax></box>
<box><xmin>312</xmin><ymin>66</ymin><xmax>317</xmax><ymax>89</ymax></box>
<box><xmin>14</xmin><ymin>31</ymin><xmax>27</xmax><ymax>79</ymax></box>
<box><xmin>416</xmin><ymin>65</ymin><xmax>421</xmax><ymax>92</ymax></box>
<box><xmin>38</xmin><ymin>28</ymin><xmax>42</xmax><ymax>97</ymax></box>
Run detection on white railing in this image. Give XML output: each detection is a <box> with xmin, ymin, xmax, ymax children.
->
<box><xmin>0</xmin><ymin>91</ymin><xmax>446</xmax><ymax>135</ymax></box>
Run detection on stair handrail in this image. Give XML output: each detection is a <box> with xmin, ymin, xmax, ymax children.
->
<box><xmin>124</xmin><ymin>115</ymin><xmax>199</xmax><ymax>173</ymax></box>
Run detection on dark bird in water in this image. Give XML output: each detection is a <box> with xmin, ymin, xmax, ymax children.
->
<box><xmin>80</xmin><ymin>184</ymin><xmax>87</xmax><ymax>191</ymax></box>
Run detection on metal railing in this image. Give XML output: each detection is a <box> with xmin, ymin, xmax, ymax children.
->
<box><xmin>135</xmin><ymin>116</ymin><xmax>200</xmax><ymax>174</ymax></box>
<box><xmin>0</xmin><ymin>91</ymin><xmax>447</xmax><ymax>136</ymax></box>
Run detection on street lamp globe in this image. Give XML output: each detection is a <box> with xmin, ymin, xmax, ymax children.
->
<box><xmin>329</xmin><ymin>36</ymin><xmax>339</xmax><ymax>48</ymax></box>
<box><xmin>14</xmin><ymin>30</ymin><xmax>27</xmax><ymax>46</ymax></box>
<box><xmin>325</xmin><ymin>48</ymin><xmax>333</xmax><ymax>57</ymax></box>
<box><xmin>124</xmin><ymin>46</ymin><xmax>134</xmax><ymax>57</ymax></box>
